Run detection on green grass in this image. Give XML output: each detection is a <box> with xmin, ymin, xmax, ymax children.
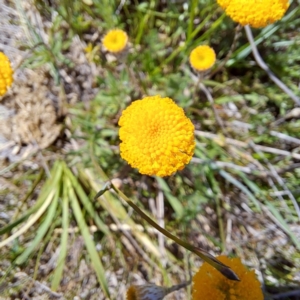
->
<box><xmin>1</xmin><ymin>0</ymin><xmax>300</xmax><ymax>299</ymax></box>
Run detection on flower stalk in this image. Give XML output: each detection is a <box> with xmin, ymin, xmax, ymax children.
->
<box><xmin>126</xmin><ymin>281</ymin><xmax>192</xmax><ymax>300</ymax></box>
<box><xmin>95</xmin><ymin>182</ymin><xmax>240</xmax><ymax>281</ymax></box>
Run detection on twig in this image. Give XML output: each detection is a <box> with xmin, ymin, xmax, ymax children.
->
<box><xmin>249</xmin><ymin>141</ymin><xmax>300</xmax><ymax>221</ymax></box>
<box><xmin>272</xmin><ymin>107</ymin><xmax>300</xmax><ymax>126</ymax></box>
<box><xmin>191</xmin><ymin>157</ymin><xmax>268</xmax><ymax>176</ymax></box>
<box><xmin>270</xmin><ymin>130</ymin><xmax>300</xmax><ymax>145</ymax></box>
<box><xmin>115</xmin><ymin>0</ymin><xmax>126</xmax><ymax>14</ymax></box>
<box><xmin>195</xmin><ymin>130</ymin><xmax>300</xmax><ymax>160</ymax></box>
<box><xmin>225</xmin><ymin>218</ymin><xmax>232</xmax><ymax>247</ymax></box>
<box><xmin>199</xmin><ymin>82</ymin><xmax>227</xmax><ymax>134</ymax></box>
<box><xmin>244</xmin><ymin>25</ymin><xmax>300</xmax><ymax>106</ymax></box>
<box><xmin>270</xmin><ymin>189</ymin><xmax>300</xmax><ymax>197</ymax></box>
<box><xmin>156</xmin><ymin>190</ymin><xmax>166</xmax><ymax>265</ymax></box>
<box><xmin>226</xmin><ymin>121</ymin><xmax>300</xmax><ymax>145</ymax></box>
<box><xmin>13</xmin><ymin>272</ymin><xmax>64</xmax><ymax>298</ymax></box>
<box><xmin>276</xmin><ymin>163</ymin><xmax>300</xmax><ymax>174</ymax></box>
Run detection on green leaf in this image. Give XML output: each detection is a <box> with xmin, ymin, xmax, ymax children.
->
<box><xmin>0</xmin><ymin>162</ymin><xmax>62</xmax><ymax>236</ymax></box>
<box><xmin>15</xmin><ymin>189</ymin><xmax>59</xmax><ymax>265</ymax></box>
<box><xmin>219</xmin><ymin>170</ymin><xmax>261</xmax><ymax>212</ymax></box>
<box><xmin>64</xmin><ymin>166</ymin><xmax>110</xmax><ymax>236</ymax></box>
<box><xmin>69</xmin><ymin>180</ymin><xmax>110</xmax><ymax>299</ymax></box>
<box><xmin>51</xmin><ymin>179</ymin><xmax>70</xmax><ymax>291</ymax></box>
<box><xmin>156</xmin><ymin>177</ymin><xmax>183</xmax><ymax>219</ymax></box>
<box><xmin>265</xmin><ymin>201</ymin><xmax>300</xmax><ymax>250</ymax></box>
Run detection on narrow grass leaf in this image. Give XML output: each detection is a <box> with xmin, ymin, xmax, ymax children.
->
<box><xmin>69</xmin><ymin>181</ymin><xmax>110</xmax><ymax>298</ymax></box>
<box><xmin>219</xmin><ymin>169</ymin><xmax>261</xmax><ymax>211</ymax></box>
<box><xmin>156</xmin><ymin>177</ymin><xmax>183</xmax><ymax>219</ymax></box>
<box><xmin>265</xmin><ymin>202</ymin><xmax>300</xmax><ymax>250</ymax></box>
<box><xmin>238</xmin><ymin>172</ymin><xmax>262</xmax><ymax>195</ymax></box>
<box><xmin>15</xmin><ymin>190</ymin><xmax>59</xmax><ymax>265</ymax></box>
<box><xmin>51</xmin><ymin>178</ymin><xmax>70</xmax><ymax>291</ymax></box>
<box><xmin>99</xmin><ymin>191</ymin><xmax>161</xmax><ymax>258</ymax></box>
<box><xmin>64</xmin><ymin>166</ymin><xmax>110</xmax><ymax>235</ymax></box>
<box><xmin>86</xmin><ymin>168</ymin><xmax>160</xmax><ymax>258</ymax></box>
<box><xmin>0</xmin><ymin>189</ymin><xmax>56</xmax><ymax>249</ymax></box>
<box><xmin>193</xmin><ymin>13</ymin><xmax>226</xmax><ymax>45</ymax></box>
<box><xmin>0</xmin><ymin>162</ymin><xmax>62</xmax><ymax>236</ymax></box>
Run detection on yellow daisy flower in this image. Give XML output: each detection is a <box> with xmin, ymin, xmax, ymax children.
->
<box><xmin>102</xmin><ymin>29</ymin><xmax>128</xmax><ymax>53</ymax></box>
<box><xmin>217</xmin><ymin>0</ymin><xmax>289</xmax><ymax>28</ymax></box>
<box><xmin>192</xmin><ymin>255</ymin><xmax>264</xmax><ymax>300</ymax></box>
<box><xmin>126</xmin><ymin>284</ymin><xmax>168</xmax><ymax>300</ymax></box>
<box><xmin>119</xmin><ymin>95</ymin><xmax>195</xmax><ymax>177</ymax></box>
<box><xmin>189</xmin><ymin>45</ymin><xmax>216</xmax><ymax>72</ymax></box>
<box><xmin>0</xmin><ymin>52</ymin><xmax>13</xmax><ymax>97</ymax></box>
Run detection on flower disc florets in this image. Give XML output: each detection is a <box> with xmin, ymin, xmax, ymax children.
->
<box><xmin>102</xmin><ymin>29</ymin><xmax>128</xmax><ymax>53</ymax></box>
<box><xmin>189</xmin><ymin>45</ymin><xmax>216</xmax><ymax>72</ymax></box>
<box><xmin>192</xmin><ymin>255</ymin><xmax>263</xmax><ymax>300</ymax></box>
<box><xmin>0</xmin><ymin>52</ymin><xmax>13</xmax><ymax>97</ymax></box>
<box><xmin>217</xmin><ymin>0</ymin><xmax>289</xmax><ymax>28</ymax></box>
<box><xmin>119</xmin><ymin>95</ymin><xmax>195</xmax><ymax>177</ymax></box>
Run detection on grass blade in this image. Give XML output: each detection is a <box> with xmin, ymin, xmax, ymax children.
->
<box><xmin>51</xmin><ymin>177</ymin><xmax>69</xmax><ymax>291</ymax></box>
<box><xmin>15</xmin><ymin>190</ymin><xmax>59</xmax><ymax>265</ymax></box>
<box><xmin>219</xmin><ymin>169</ymin><xmax>261</xmax><ymax>211</ymax></box>
<box><xmin>84</xmin><ymin>168</ymin><xmax>161</xmax><ymax>258</ymax></box>
<box><xmin>156</xmin><ymin>177</ymin><xmax>183</xmax><ymax>219</ymax></box>
<box><xmin>264</xmin><ymin>202</ymin><xmax>300</xmax><ymax>250</ymax></box>
<box><xmin>0</xmin><ymin>162</ymin><xmax>62</xmax><ymax>236</ymax></box>
<box><xmin>0</xmin><ymin>188</ymin><xmax>56</xmax><ymax>249</ymax></box>
<box><xmin>69</xmin><ymin>179</ymin><xmax>110</xmax><ymax>299</ymax></box>
<box><xmin>64</xmin><ymin>165</ymin><xmax>110</xmax><ymax>236</ymax></box>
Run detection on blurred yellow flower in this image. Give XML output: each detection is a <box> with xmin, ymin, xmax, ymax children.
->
<box><xmin>102</xmin><ymin>29</ymin><xmax>128</xmax><ymax>53</ymax></box>
<box><xmin>189</xmin><ymin>45</ymin><xmax>216</xmax><ymax>72</ymax></box>
<box><xmin>126</xmin><ymin>284</ymin><xmax>168</xmax><ymax>300</ymax></box>
<box><xmin>119</xmin><ymin>95</ymin><xmax>195</xmax><ymax>177</ymax></box>
<box><xmin>0</xmin><ymin>52</ymin><xmax>13</xmax><ymax>97</ymax></box>
<box><xmin>192</xmin><ymin>255</ymin><xmax>263</xmax><ymax>300</ymax></box>
<box><xmin>217</xmin><ymin>0</ymin><xmax>289</xmax><ymax>28</ymax></box>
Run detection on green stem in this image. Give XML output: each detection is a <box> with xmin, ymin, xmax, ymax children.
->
<box><xmin>189</xmin><ymin>14</ymin><xmax>212</xmax><ymax>42</ymax></box>
<box><xmin>135</xmin><ymin>0</ymin><xmax>156</xmax><ymax>45</ymax></box>
<box><xmin>187</xmin><ymin>0</ymin><xmax>197</xmax><ymax>40</ymax></box>
<box><xmin>95</xmin><ymin>182</ymin><xmax>239</xmax><ymax>281</ymax></box>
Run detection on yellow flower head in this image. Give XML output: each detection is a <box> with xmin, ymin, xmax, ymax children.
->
<box><xmin>217</xmin><ymin>0</ymin><xmax>289</xmax><ymax>28</ymax></box>
<box><xmin>189</xmin><ymin>45</ymin><xmax>216</xmax><ymax>72</ymax></box>
<box><xmin>192</xmin><ymin>255</ymin><xmax>263</xmax><ymax>300</ymax></box>
<box><xmin>119</xmin><ymin>95</ymin><xmax>195</xmax><ymax>177</ymax></box>
<box><xmin>0</xmin><ymin>52</ymin><xmax>13</xmax><ymax>97</ymax></box>
<box><xmin>126</xmin><ymin>284</ymin><xmax>168</xmax><ymax>300</ymax></box>
<box><xmin>102</xmin><ymin>29</ymin><xmax>128</xmax><ymax>53</ymax></box>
